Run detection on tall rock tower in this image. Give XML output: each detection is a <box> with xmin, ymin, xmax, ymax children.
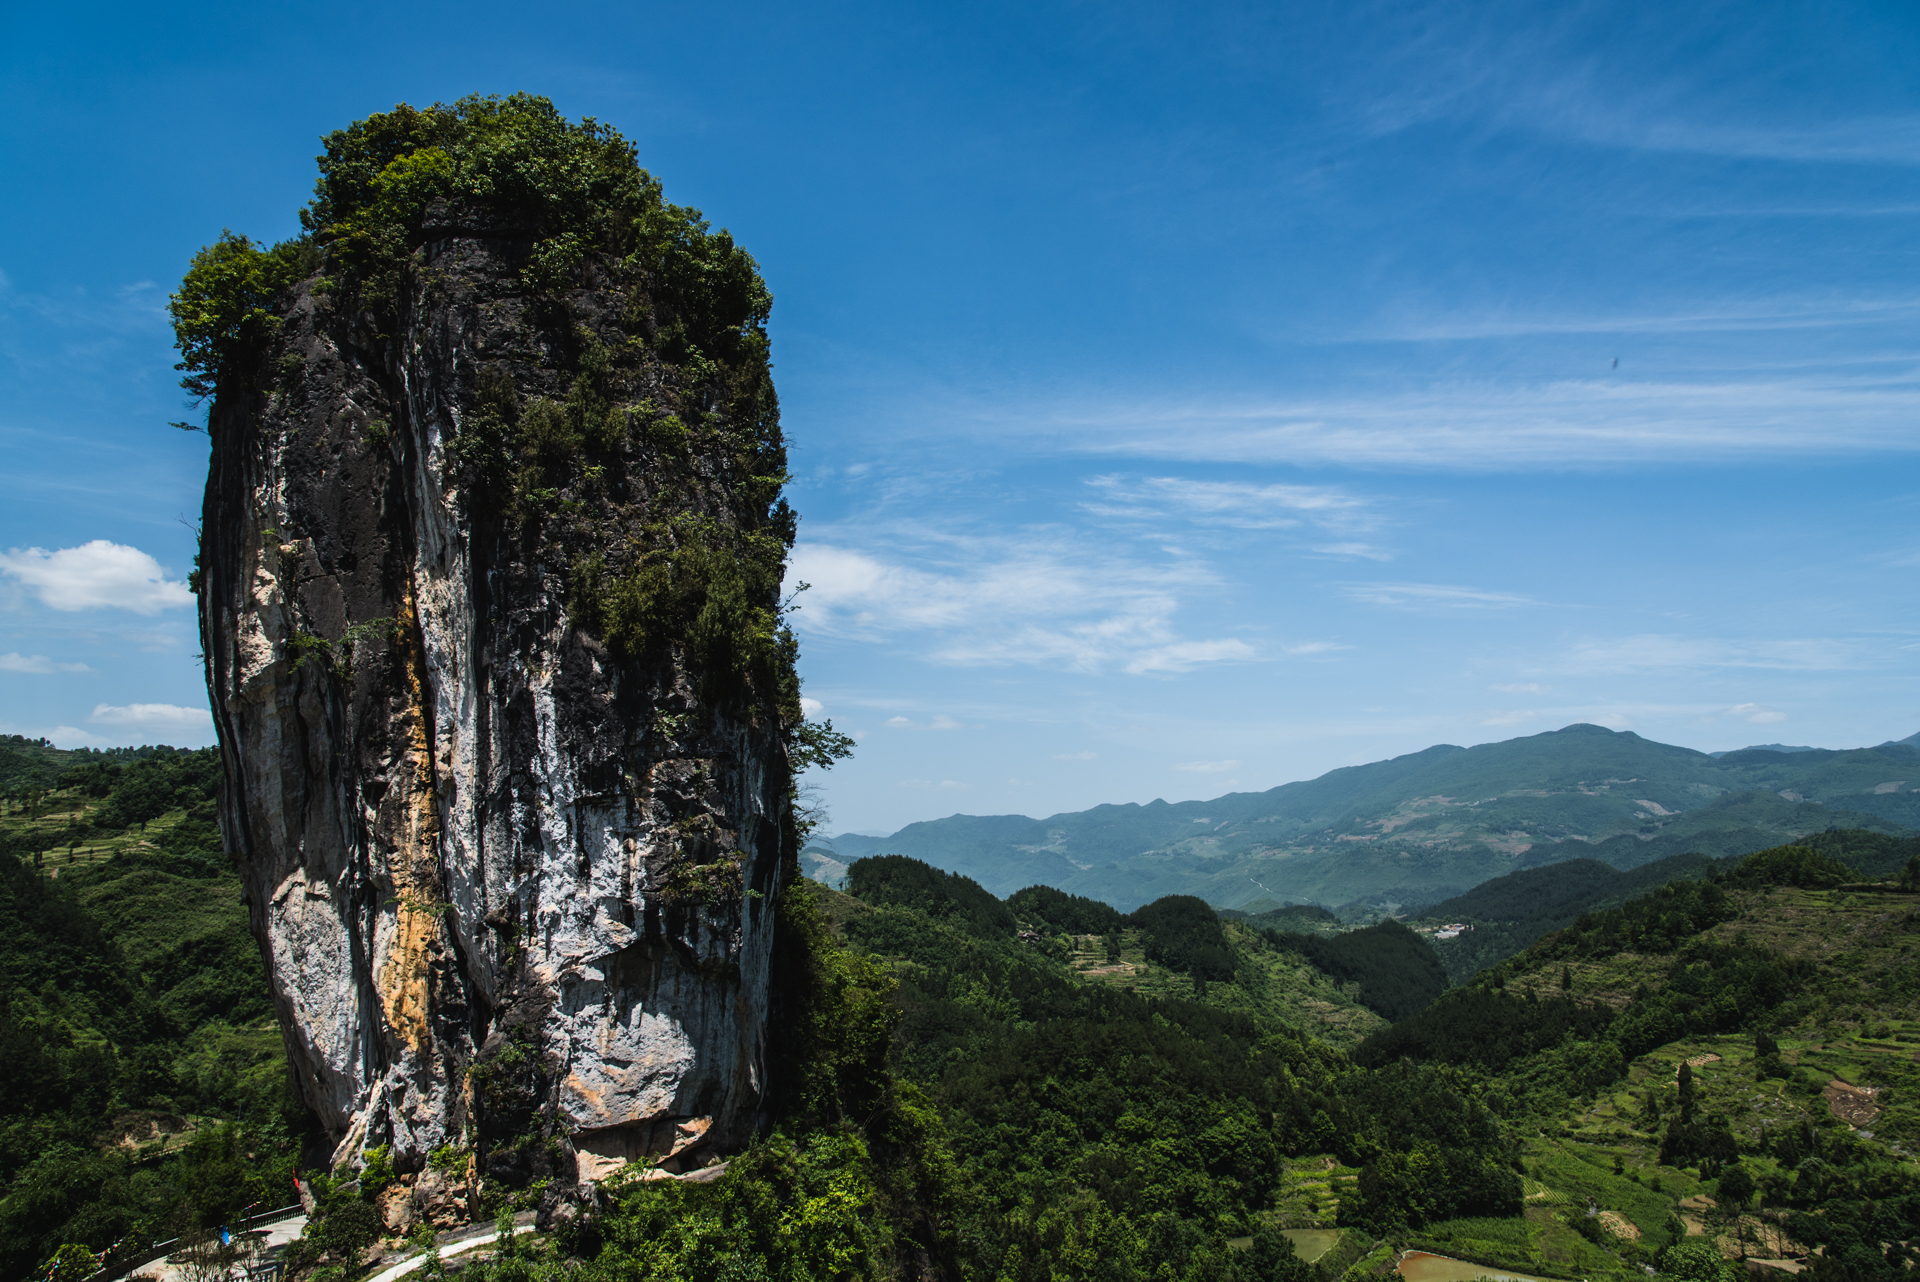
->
<box><xmin>182</xmin><ymin>96</ymin><xmax>803</xmax><ymax>1215</ymax></box>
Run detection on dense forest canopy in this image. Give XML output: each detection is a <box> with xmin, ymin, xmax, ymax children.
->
<box><xmin>1265</xmin><ymin>920</ymin><xmax>1448</xmax><ymax>1023</ymax></box>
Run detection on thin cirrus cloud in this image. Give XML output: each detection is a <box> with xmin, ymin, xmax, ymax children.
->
<box><xmin>1567</xmin><ymin>634</ymin><xmax>1861</xmax><ymax>672</ymax></box>
<box><xmin>1373</xmin><ymin>294</ymin><xmax>1920</xmax><ymax>341</ymax></box>
<box><xmin>786</xmin><ymin>530</ymin><xmax>1255</xmax><ymax>676</ymax></box>
<box><xmin>0</xmin><ymin>653</ymin><xmax>91</xmax><ymax>674</ymax></box>
<box><xmin>0</xmin><ymin>540</ymin><xmax>192</xmax><ymax>614</ymax></box>
<box><xmin>1727</xmin><ymin>702</ymin><xmax>1788</xmax><ymax>724</ymax></box>
<box><xmin>1345</xmin><ymin>582</ymin><xmax>1538</xmax><ymax>609</ymax></box>
<box><xmin>1174</xmin><ymin>759</ymin><xmax>1240</xmax><ymax>773</ymax></box>
<box><xmin>1310</xmin><ymin>543</ymin><xmax>1394</xmax><ymax>561</ymax></box>
<box><xmin>1540</xmin><ymin>100</ymin><xmax>1920</xmax><ymax>166</ymax></box>
<box><xmin>1345</xmin><ymin>3</ymin><xmax>1920</xmax><ymax>167</ymax></box>
<box><xmin>1032</xmin><ymin>372</ymin><xmax>1920</xmax><ymax>470</ymax></box>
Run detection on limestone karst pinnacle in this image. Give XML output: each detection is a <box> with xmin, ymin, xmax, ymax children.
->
<box><xmin>189</xmin><ymin>97</ymin><xmax>801</xmax><ymax>1223</ymax></box>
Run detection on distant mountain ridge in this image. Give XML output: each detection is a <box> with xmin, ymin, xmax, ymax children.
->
<box><xmin>813</xmin><ymin>723</ymin><xmax>1920</xmax><ymax>911</ymax></box>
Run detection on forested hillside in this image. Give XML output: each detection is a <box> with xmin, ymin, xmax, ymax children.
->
<box><xmin>0</xmin><ymin>738</ymin><xmax>298</xmax><ymax>1278</ymax></box>
<box><xmin>814</xmin><ymin>723</ymin><xmax>1920</xmax><ymax>911</ymax></box>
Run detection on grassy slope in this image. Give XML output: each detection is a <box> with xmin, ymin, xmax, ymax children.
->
<box><xmin>1417</xmin><ymin>884</ymin><xmax>1920</xmax><ymax>1279</ymax></box>
<box><xmin>1222</xmin><ymin>879</ymin><xmax>1912</xmax><ymax>1279</ymax></box>
<box><xmin>1062</xmin><ymin>921</ymin><xmax>1389</xmax><ymax>1048</ymax></box>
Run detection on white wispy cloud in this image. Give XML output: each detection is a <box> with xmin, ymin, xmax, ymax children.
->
<box><xmin>88</xmin><ymin>702</ymin><xmax>212</xmax><ymax>731</ymax></box>
<box><xmin>885</xmin><ymin>714</ymin><xmax>962</xmax><ymax>731</ymax></box>
<box><xmin>1174</xmin><ymin>759</ymin><xmax>1240</xmax><ymax>773</ymax></box>
<box><xmin>1550</xmin><ymin>104</ymin><xmax>1920</xmax><ymax>167</ymax></box>
<box><xmin>1310</xmin><ymin>542</ymin><xmax>1393</xmax><ymax>561</ymax></box>
<box><xmin>1490</xmin><ymin>682</ymin><xmax>1549</xmax><ymax>693</ymax></box>
<box><xmin>788</xmin><ymin>527</ymin><xmax>1253</xmax><ymax>676</ymax></box>
<box><xmin>1082</xmin><ymin>475</ymin><xmax>1379</xmax><ymax>533</ymax></box>
<box><xmin>1344</xmin><ymin>582</ymin><xmax>1538</xmax><ymax>609</ymax></box>
<box><xmin>0</xmin><ymin>270</ymin><xmax>168</xmax><ymax>335</ymax></box>
<box><xmin>1125</xmin><ymin>639</ymin><xmax>1256</xmax><ymax>675</ymax></box>
<box><xmin>0</xmin><ymin>653</ymin><xmax>91</xmax><ymax>674</ymax></box>
<box><xmin>0</xmin><ymin>541</ymin><xmax>192</xmax><ymax>614</ymax></box>
<box><xmin>1727</xmin><ymin>702</ymin><xmax>1788</xmax><ymax>724</ymax></box>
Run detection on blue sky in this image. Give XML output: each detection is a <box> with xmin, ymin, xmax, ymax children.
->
<box><xmin>2</xmin><ymin>0</ymin><xmax>1917</xmax><ymax>834</ymax></box>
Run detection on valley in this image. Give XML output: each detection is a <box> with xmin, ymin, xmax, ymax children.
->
<box><xmin>7</xmin><ymin>725</ymin><xmax>1917</xmax><ymax>1282</ymax></box>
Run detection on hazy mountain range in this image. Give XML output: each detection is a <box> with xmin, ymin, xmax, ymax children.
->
<box><xmin>806</xmin><ymin>724</ymin><xmax>1920</xmax><ymax>911</ymax></box>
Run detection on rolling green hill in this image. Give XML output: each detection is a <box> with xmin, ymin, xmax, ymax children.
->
<box><xmin>799</xmin><ymin>845</ymin><xmax>1919</xmax><ymax>1282</ymax></box>
<box><xmin>1408</xmin><ymin>829</ymin><xmax>1920</xmax><ymax>983</ymax></box>
<box><xmin>815</xmin><ymin>724</ymin><xmax>1919</xmax><ymax>911</ymax></box>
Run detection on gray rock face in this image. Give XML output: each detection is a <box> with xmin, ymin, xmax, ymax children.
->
<box><xmin>198</xmin><ymin>207</ymin><xmax>795</xmax><ymax>1198</ymax></box>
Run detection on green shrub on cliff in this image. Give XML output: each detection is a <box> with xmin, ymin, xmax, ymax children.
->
<box><xmin>169</xmin><ymin>232</ymin><xmax>320</xmax><ymax>398</ymax></box>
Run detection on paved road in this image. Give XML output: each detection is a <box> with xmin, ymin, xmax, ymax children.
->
<box><xmin>364</xmin><ymin>1223</ymin><xmax>537</xmax><ymax>1282</ymax></box>
<box><xmin>127</xmin><ymin>1208</ymin><xmax>539</xmax><ymax>1281</ymax></box>
<box><xmin>128</xmin><ymin>1213</ymin><xmax>307</xmax><ymax>1281</ymax></box>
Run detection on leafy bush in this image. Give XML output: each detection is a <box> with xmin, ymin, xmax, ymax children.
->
<box><xmin>1659</xmin><ymin>1238</ymin><xmax>1739</xmax><ymax>1282</ymax></box>
<box><xmin>290</xmin><ymin>1196</ymin><xmax>382</xmax><ymax>1273</ymax></box>
<box><xmin>302</xmin><ymin>96</ymin><xmax>770</xmax><ymax>350</ymax></box>
<box><xmin>169</xmin><ymin>232</ymin><xmax>320</xmax><ymax>398</ymax></box>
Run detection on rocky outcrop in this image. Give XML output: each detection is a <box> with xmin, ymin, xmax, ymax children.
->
<box><xmin>196</xmin><ymin>141</ymin><xmax>799</xmax><ymax>1212</ymax></box>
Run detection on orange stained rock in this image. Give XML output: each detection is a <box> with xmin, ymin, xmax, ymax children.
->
<box><xmin>373</xmin><ymin>584</ymin><xmax>446</xmax><ymax>1057</ymax></box>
